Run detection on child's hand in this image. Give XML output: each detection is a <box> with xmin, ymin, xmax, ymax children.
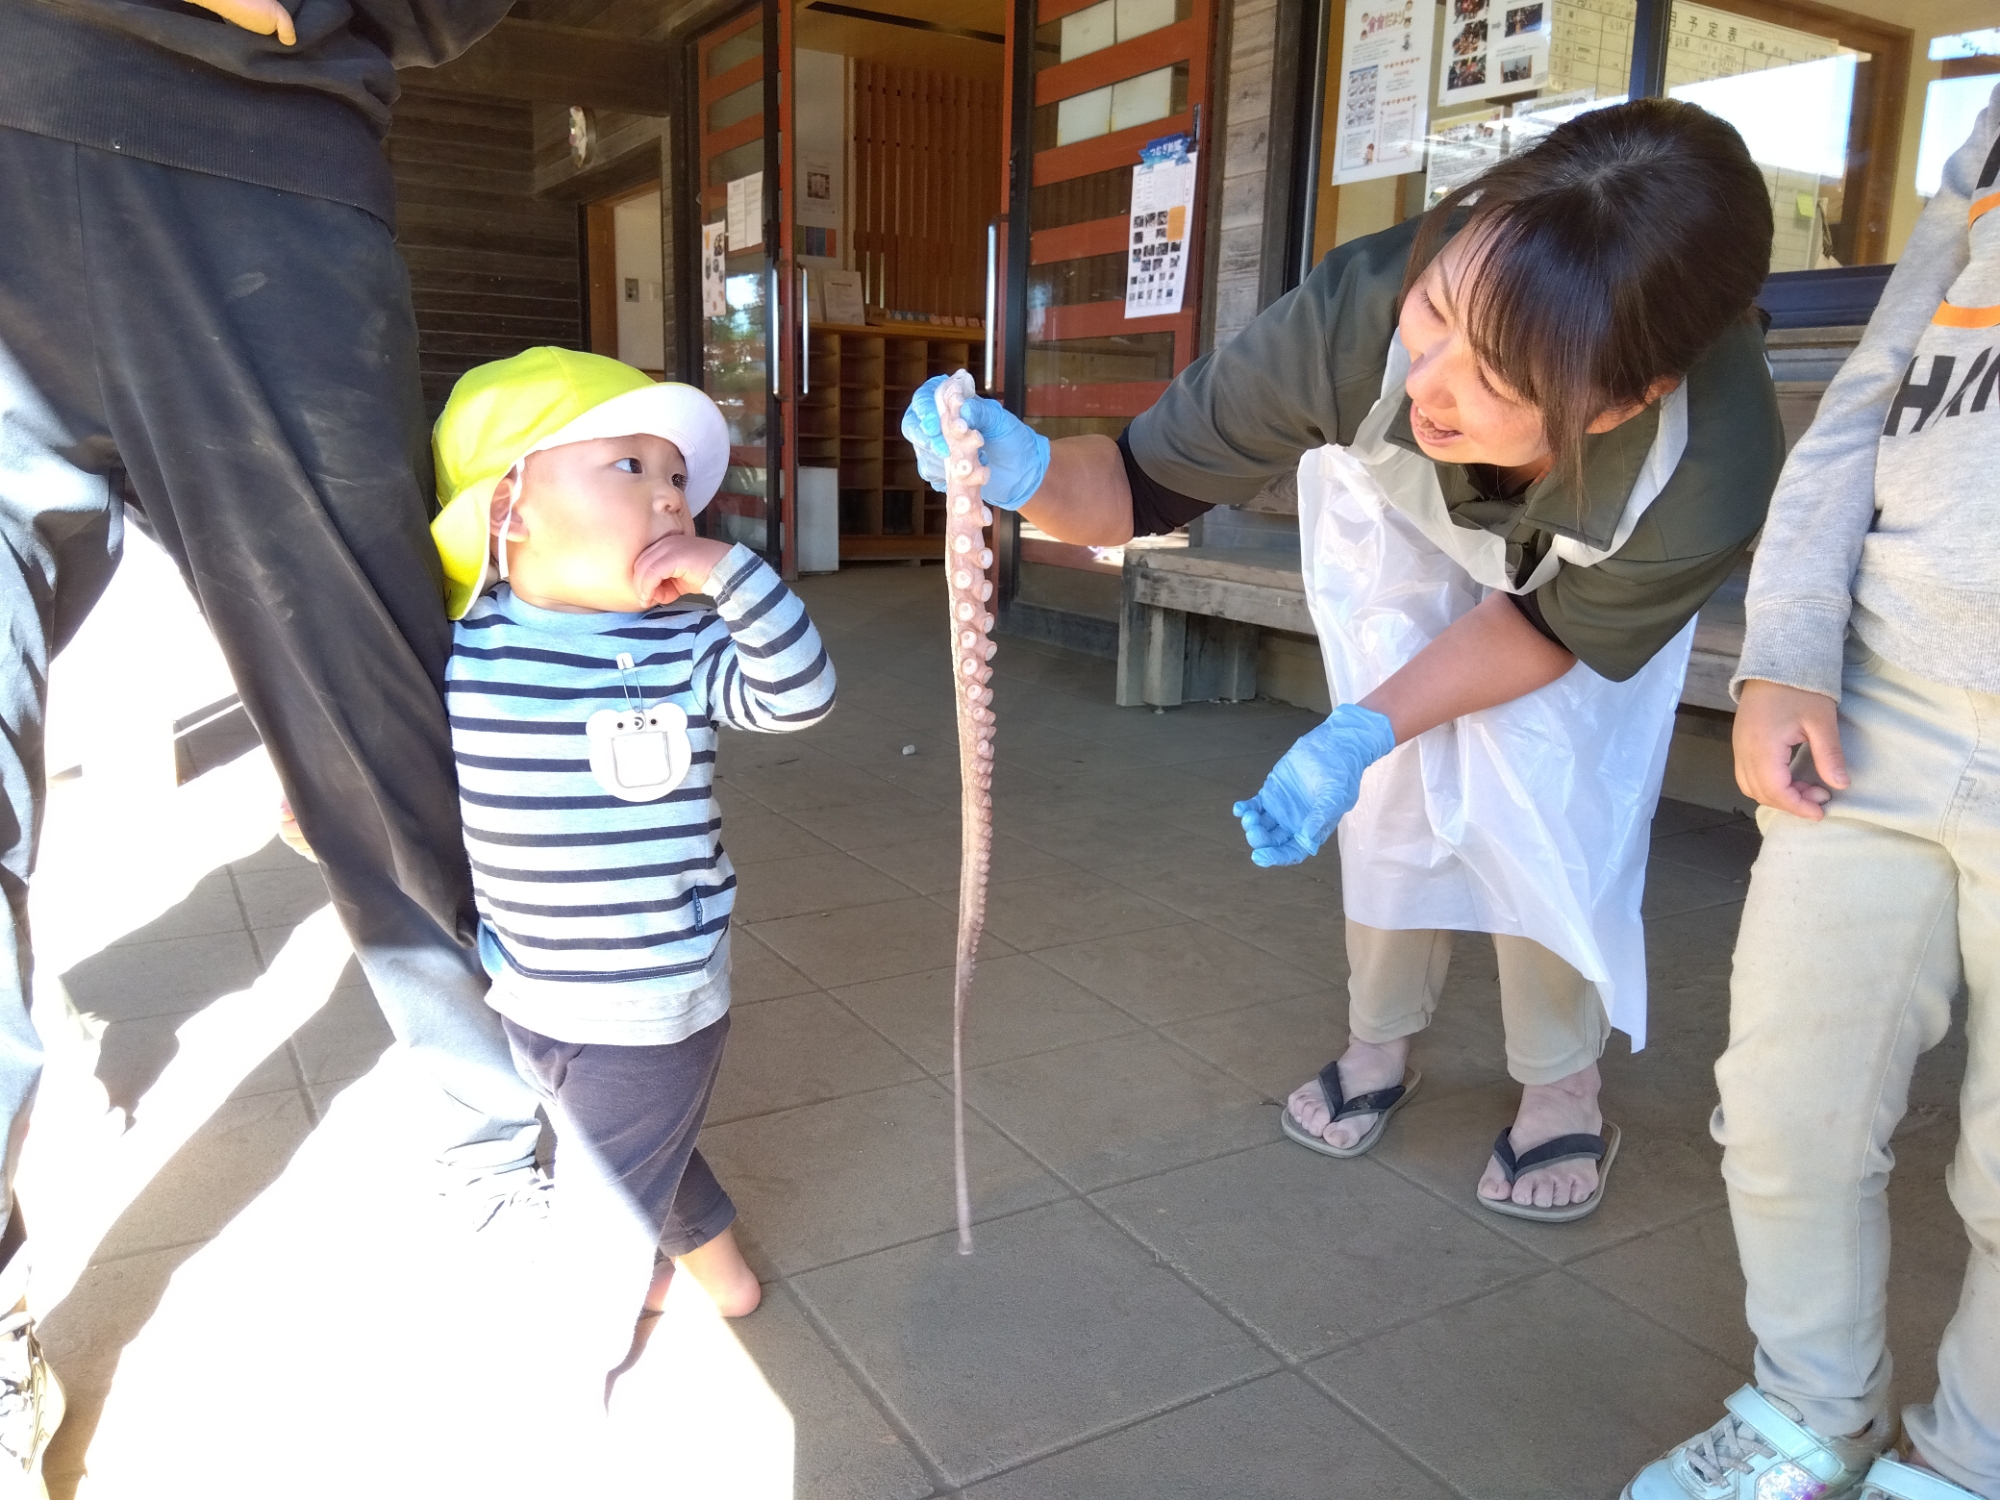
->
<box><xmin>1733</xmin><ymin>679</ymin><xmax>1849</xmax><ymax>820</ymax></box>
<box><xmin>187</xmin><ymin>0</ymin><xmax>296</xmax><ymax>44</ymax></box>
<box><xmin>632</xmin><ymin>533</ymin><xmax>733</xmax><ymax>608</ymax></box>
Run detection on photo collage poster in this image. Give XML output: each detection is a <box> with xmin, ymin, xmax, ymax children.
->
<box><xmin>1438</xmin><ymin>0</ymin><xmax>1550</xmax><ymax>107</ymax></box>
<box><xmin>701</xmin><ymin>222</ymin><xmax>728</xmax><ymax>319</ymax></box>
<box><xmin>1331</xmin><ymin>0</ymin><xmax>1435</xmax><ymax>185</ymax></box>
<box><xmin>1125</xmin><ymin>134</ymin><xmax>1198</xmax><ymax>318</ymax></box>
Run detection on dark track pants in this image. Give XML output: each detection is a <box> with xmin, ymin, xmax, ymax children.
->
<box><xmin>0</xmin><ymin>126</ymin><xmax>542</xmax><ymax>1254</ymax></box>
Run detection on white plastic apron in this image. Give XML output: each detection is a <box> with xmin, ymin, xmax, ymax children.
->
<box><xmin>1299</xmin><ymin>343</ymin><xmax>1694</xmax><ymax>1048</ymax></box>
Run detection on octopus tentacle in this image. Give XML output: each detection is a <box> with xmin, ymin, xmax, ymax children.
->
<box><xmin>935</xmin><ymin>370</ymin><xmax>993</xmax><ymax>1256</ymax></box>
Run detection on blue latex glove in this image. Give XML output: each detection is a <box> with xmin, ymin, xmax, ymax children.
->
<box><xmin>1232</xmin><ymin>704</ymin><xmax>1398</xmax><ymax>867</ymax></box>
<box><xmin>900</xmin><ymin>375</ymin><xmax>1051</xmax><ymax>511</ymax></box>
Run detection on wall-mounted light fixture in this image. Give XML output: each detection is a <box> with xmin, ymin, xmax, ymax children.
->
<box><xmin>569</xmin><ymin>106</ymin><xmax>597</xmax><ymax>169</ymax></box>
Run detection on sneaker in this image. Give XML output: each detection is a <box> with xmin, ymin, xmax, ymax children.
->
<box><xmin>456</xmin><ymin>1165</ymin><xmax>554</xmax><ymax>1234</ymax></box>
<box><xmin>0</xmin><ymin>1305</ymin><xmax>63</xmax><ymax>1498</ymax></box>
<box><xmin>1857</xmin><ymin>1455</ymin><xmax>1983</xmax><ymax>1500</ymax></box>
<box><xmin>1624</xmin><ymin>1387</ymin><xmax>1885</xmax><ymax>1500</ymax></box>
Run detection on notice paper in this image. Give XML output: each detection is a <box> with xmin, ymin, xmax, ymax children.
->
<box><xmin>822</xmin><ymin>269</ymin><xmax>866</xmax><ymax>326</ymax></box>
<box><xmin>1424</xmin><ymin>108</ymin><xmax>1504</xmax><ymax>207</ymax></box>
<box><xmin>1331</xmin><ymin>0</ymin><xmax>1435</xmax><ymax>185</ymax></box>
<box><xmin>1439</xmin><ymin>0</ymin><xmax>1549</xmax><ymax>108</ymax></box>
<box><xmin>1124</xmin><ymin>134</ymin><xmax>1197</xmax><ymax>318</ymax></box>
<box><xmin>701</xmin><ymin>222</ymin><xmax>727</xmax><ymax>318</ymax></box>
<box><xmin>725</xmin><ymin>172</ymin><xmax>763</xmax><ymax>251</ymax></box>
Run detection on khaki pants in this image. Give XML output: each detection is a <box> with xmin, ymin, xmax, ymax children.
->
<box><xmin>1716</xmin><ymin>643</ymin><xmax>2000</xmax><ymax>1498</ymax></box>
<box><xmin>1344</xmin><ymin>920</ymin><xmax>1609</xmax><ymax>1086</ymax></box>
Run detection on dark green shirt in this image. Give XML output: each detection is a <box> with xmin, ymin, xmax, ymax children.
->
<box><xmin>1124</xmin><ymin>216</ymin><xmax>1786</xmax><ymax>681</ymax></box>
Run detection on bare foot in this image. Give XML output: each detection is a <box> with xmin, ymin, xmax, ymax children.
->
<box><xmin>1476</xmin><ymin>1063</ymin><xmax>1604</xmax><ymax>1210</ymax></box>
<box><xmin>673</xmin><ymin>1226</ymin><xmax>761</xmax><ymax>1317</ymax></box>
<box><xmin>1284</xmin><ymin>1035</ymin><xmax>1411</xmax><ymax>1150</ymax></box>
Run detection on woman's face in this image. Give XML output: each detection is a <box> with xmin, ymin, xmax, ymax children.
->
<box><xmin>1396</xmin><ymin>228</ymin><xmax>1554</xmax><ymax>472</ymax></box>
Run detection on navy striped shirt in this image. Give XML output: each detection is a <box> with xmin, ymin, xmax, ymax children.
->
<box><xmin>449</xmin><ymin>546</ymin><xmax>836</xmax><ymax>1044</ymax></box>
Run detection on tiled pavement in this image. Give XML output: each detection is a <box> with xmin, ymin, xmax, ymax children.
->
<box><xmin>29</xmin><ymin>560</ymin><xmax>1968</xmax><ymax>1500</ymax></box>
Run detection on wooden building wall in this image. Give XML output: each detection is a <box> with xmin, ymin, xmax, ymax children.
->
<box><xmin>386</xmin><ymin>88</ymin><xmax>584</xmax><ymax>414</ymax></box>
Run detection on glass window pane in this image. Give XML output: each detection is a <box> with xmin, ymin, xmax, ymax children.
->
<box><xmin>1056</xmin><ymin>85</ymin><xmax>1114</xmax><ymax>145</ymax></box>
<box><xmin>1035</xmin><ymin>61</ymin><xmax>1188</xmax><ymax>149</ymax></box>
<box><xmin>707</xmin><ymin>23</ymin><xmax>763</xmax><ymax>77</ymax></box>
<box><xmin>1060</xmin><ymin>0</ymin><xmax>1114</xmax><ymax>63</ymax></box>
<box><xmin>707</xmin><ymin>138</ymin><xmax>764</xmax><ymax>188</ymax></box>
<box><xmin>1025</xmin><ymin>331</ymin><xmax>1176</xmax><ymax>385</ymax></box>
<box><xmin>708</xmin><ymin>80</ymin><xmax>762</xmax><ymax>134</ymax></box>
<box><xmin>1031</xmin><ymin>165</ymin><xmax>1134</xmax><ymax>231</ymax></box>
<box><xmin>1027</xmin><ymin>250</ymin><xmax>1129</xmax><ymax>314</ymax></box>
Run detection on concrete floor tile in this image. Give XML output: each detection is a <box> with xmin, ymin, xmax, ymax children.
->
<box><xmin>1651</xmin><ymin>818</ymin><xmax>1763</xmax><ymax>883</ymax></box>
<box><xmin>751</xmin><ymin>896</ymin><xmax>996</xmax><ymax>988</ymax></box>
<box><xmin>721</xmin><ymin>747</ymin><xmax>905</xmax><ymax>814</ymax></box>
<box><xmin>789</xmin><ymin>796</ymin><xmax>965</xmax><ymax>852</ymax></box>
<box><xmin>94</xmin><ymin>1090</ymin><xmax>316</xmax><ymax>1260</ymax></box>
<box><xmin>1008</xmin><ymin>810</ymin><xmax>1233</xmax><ymax>873</ymax></box>
<box><xmin>61</xmin><ymin>928</ymin><xmax>265</xmax><ymax>1024</ymax></box>
<box><xmin>963</xmin><ymin>1371</ymin><xmax>1452</xmax><ymax>1500</ymax></box>
<box><xmin>730</xmin><ymin>850</ymin><xmax>917</xmax><ymax>923</ymax></box>
<box><xmin>1571</xmin><ymin>1207</ymin><xmax>1752</xmax><ymax>1369</ymax></box>
<box><xmin>1033</xmin><ymin>922</ymin><xmax>1322</xmax><ymax>1024</ymax></box>
<box><xmin>977</xmin><ymin>869</ymin><xmax>1182</xmax><ymax>952</ymax></box>
<box><xmin>698</xmin><ymin>1078</ymin><xmax>1067</xmax><ymax>1276</ymax></box>
<box><xmin>1162</xmin><ymin>990</ymin><xmax>1352</xmax><ymax>1102</ymax></box>
<box><xmin>1652</xmin><ymin>797</ymin><xmax>1742</xmax><ymax>839</ymax></box>
<box><xmin>967</xmin><ymin>1034</ymin><xmax>1272</xmax><ymax>1191</ymax></box>
<box><xmin>1305</xmin><ymin>1271</ymin><xmax>1745</xmax><ymax>1500</ymax></box>
<box><xmin>289</xmin><ymin>983</ymin><xmax>393</xmax><ymax>1086</ymax></box>
<box><xmin>232</xmin><ymin>861</ymin><xmax>334</xmax><ymax>932</ymax></box>
<box><xmin>730</xmin><ymin>929</ymin><xmax>820</xmax><ymax>1004</ymax></box>
<box><xmin>835</xmin><ymin>953</ymin><xmax>1141</xmax><ymax>1073</ymax></box>
<box><xmin>707</xmin><ymin>993</ymin><xmax>927</xmax><ymax>1125</ymax></box>
<box><xmin>1098</xmin><ymin>845</ymin><xmax>1341</xmax><ymax>922</ymax></box>
<box><xmin>1209</xmin><ymin>898</ymin><xmax>1352</xmax><ymax>980</ymax></box>
<box><xmin>791</xmin><ymin>1200</ymin><xmax>1277</xmax><ymax>1487</ymax></box>
<box><xmin>227</xmin><ymin>835</ymin><xmax>311</xmax><ymax>875</ymax></box>
<box><xmin>1876</xmin><ymin>1122</ymin><xmax>1985</xmax><ymax>1394</ymax></box>
<box><xmin>852</xmin><ymin>832</ymin><xmax>1073</xmax><ymax>896</ymax></box>
<box><xmin>1096</xmin><ymin>1142</ymin><xmax>1541</xmax><ymax>1359</ymax></box>
<box><xmin>1642</xmin><ymin>856</ymin><xmax>1750</xmax><ymax>920</ymax></box>
<box><xmin>732</xmin><ymin>1286</ymin><xmax>936</xmax><ymax>1500</ymax></box>
<box><xmin>717</xmin><ymin>809</ymin><xmax>838</xmax><ymax>866</ymax></box>
<box><xmin>1369</xmin><ymin>1083</ymin><xmax>1728</xmax><ymax>1263</ymax></box>
<box><xmin>106</xmin><ymin>870</ymin><xmax>244</xmax><ymax>948</ymax></box>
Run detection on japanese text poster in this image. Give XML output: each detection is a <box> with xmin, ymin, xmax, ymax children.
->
<box><xmin>1438</xmin><ymin>0</ymin><xmax>1549</xmax><ymax>108</ymax></box>
<box><xmin>1331</xmin><ymin>0</ymin><xmax>1434</xmax><ymax>184</ymax></box>
<box><xmin>1124</xmin><ymin>135</ymin><xmax>1197</xmax><ymax>318</ymax></box>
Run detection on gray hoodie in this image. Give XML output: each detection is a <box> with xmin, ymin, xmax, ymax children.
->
<box><xmin>1736</xmin><ymin>82</ymin><xmax>2000</xmax><ymax>701</ymax></box>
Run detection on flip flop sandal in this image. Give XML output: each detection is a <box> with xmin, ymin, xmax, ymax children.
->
<box><xmin>1477</xmin><ymin>1122</ymin><xmax>1621</xmax><ymax>1223</ymax></box>
<box><xmin>1280</xmin><ymin>1061</ymin><xmax>1422</xmax><ymax>1159</ymax></box>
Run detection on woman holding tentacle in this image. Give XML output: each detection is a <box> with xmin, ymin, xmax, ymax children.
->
<box><xmin>903</xmin><ymin>98</ymin><xmax>1784</xmax><ymax>1222</ymax></box>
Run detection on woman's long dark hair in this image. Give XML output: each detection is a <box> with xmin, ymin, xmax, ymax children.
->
<box><xmin>1401</xmin><ymin>98</ymin><xmax>1773</xmax><ymax>494</ymax></box>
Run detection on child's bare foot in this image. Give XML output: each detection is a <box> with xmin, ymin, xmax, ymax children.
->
<box><xmin>1284</xmin><ymin>1034</ymin><xmax>1411</xmax><ymax>1149</ymax></box>
<box><xmin>673</xmin><ymin>1226</ymin><xmax>761</xmax><ymax>1317</ymax></box>
<box><xmin>1476</xmin><ymin>1063</ymin><xmax>1604</xmax><ymax>1209</ymax></box>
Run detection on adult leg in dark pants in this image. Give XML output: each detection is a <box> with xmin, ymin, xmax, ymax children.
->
<box><xmin>0</xmin><ymin>122</ymin><xmax>544</xmax><ymax>1303</ymax></box>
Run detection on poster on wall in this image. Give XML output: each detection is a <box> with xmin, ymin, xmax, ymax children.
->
<box><xmin>1124</xmin><ymin>134</ymin><xmax>1197</xmax><ymax>318</ymax></box>
<box><xmin>701</xmin><ymin>222</ymin><xmax>728</xmax><ymax>318</ymax></box>
<box><xmin>1423</xmin><ymin>108</ymin><xmax>1504</xmax><ymax>206</ymax></box>
<box><xmin>1438</xmin><ymin>0</ymin><xmax>1549</xmax><ymax>108</ymax></box>
<box><xmin>724</xmin><ymin>172</ymin><xmax>763</xmax><ymax>251</ymax></box>
<box><xmin>1330</xmin><ymin>0</ymin><xmax>1435</xmax><ymax>184</ymax></box>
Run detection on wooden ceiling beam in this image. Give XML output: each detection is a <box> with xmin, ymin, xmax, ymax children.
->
<box><xmin>408</xmin><ymin>19</ymin><xmax>672</xmax><ymax>115</ymax></box>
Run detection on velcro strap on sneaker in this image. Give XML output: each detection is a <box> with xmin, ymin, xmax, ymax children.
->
<box><xmin>1861</xmin><ymin>1458</ymin><xmax>1981</xmax><ymax>1500</ymax></box>
<box><xmin>1724</xmin><ymin>1388</ymin><xmax>1851</xmax><ymax>1483</ymax></box>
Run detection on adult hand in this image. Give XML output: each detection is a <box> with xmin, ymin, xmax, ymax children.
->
<box><xmin>633</xmin><ymin>533</ymin><xmax>733</xmax><ymax>608</ymax></box>
<box><xmin>1233</xmin><ymin>704</ymin><xmax>1398</xmax><ymax>867</ymax></box>
<box><xmin>1733</xmin><ymin>678</ymin><xmax>1848</xmax><ymax>820</ymax></box>
<box><xmin>188</xmin><ymin>0</ymin><xmax>296</xmax><ymax>44</ymax></box>
<box><xmin>900</xmin><ymin>376</ymin><xmax>1050</xmax><ymax>511</ymax></box>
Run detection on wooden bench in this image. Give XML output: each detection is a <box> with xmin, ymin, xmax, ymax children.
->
<box><xmin>1116</xmin><ymin>545</ymin><xmax>1751</xmax><ymax>711</ymax></box>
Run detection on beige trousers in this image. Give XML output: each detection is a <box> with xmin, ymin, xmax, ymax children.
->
<box><xmin>1343</xmin><ymin>919</ymin><xmax>1610</xmax><ymax>1086</ymax></box>
<box><xmin>1716</xmin><ymin>642</ymin><xmax>1999</xmax><ymax>1498</ymax></box>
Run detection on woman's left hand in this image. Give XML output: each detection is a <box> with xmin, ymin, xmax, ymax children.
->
<box><xmin>1233</xmin><ymin>704</ymin><xmax>1397</xmax><ymax>866</ymax></box>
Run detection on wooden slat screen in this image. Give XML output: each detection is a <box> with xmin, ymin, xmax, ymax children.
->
<box><xmin>851</xmin><ymin>62</ymin><xmax>1003</xmax><ymax>322</ymax></box>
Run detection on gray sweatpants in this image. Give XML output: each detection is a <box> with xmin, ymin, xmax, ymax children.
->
<box><xmin>0</xmin><ymin>126</ymin><xmax>545</xmax><ymax>1300</ymax></box>
<box><xmin>504</xmin><ymin>1012</ymin><xmax>737</xmax><ymax>1385</ymax></box>
<box><xmin>1717</xmin><ymin>640</ymin><xmax>2000</xmax><ymax>1498</ymax></box>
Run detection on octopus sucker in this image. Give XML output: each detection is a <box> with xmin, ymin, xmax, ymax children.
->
<box><xmin>935</xmin><ymin>370</ymin><xmax>995</xmax><ymax>1256</ymax></box>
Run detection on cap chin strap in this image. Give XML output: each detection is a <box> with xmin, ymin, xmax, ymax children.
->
<box><xmin>496</xmin><ymin>461</ymin><xmax>523</xmax><ymax>584</ymax></box>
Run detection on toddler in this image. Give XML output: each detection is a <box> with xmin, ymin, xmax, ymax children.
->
<box><xmin>429</xmin><ymin>347</ymin><xmax>836</xmax><ymax>1407</ymax></box>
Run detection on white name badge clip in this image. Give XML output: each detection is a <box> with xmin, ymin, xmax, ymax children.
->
<box><xmin>585</xmin><ymin>652</ymin><xmax>692</xmax><ymax>802</ymax></box>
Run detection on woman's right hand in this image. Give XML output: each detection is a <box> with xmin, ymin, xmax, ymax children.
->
<box><xmin>1732</xmin><ymin>678</ymin><xmax>1849</xmax><ymax>820</ymax></box>
<box><xmin>900</xmin><ymin>376</ymin><xmax>1050</xmax><ymax>511</ymax></box>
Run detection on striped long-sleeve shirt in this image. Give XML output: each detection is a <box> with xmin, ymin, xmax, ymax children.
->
<box><xmin>447</xmin><ymin>545</ymin><xmax>836</xmax><ymax>1045</ymax></box>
